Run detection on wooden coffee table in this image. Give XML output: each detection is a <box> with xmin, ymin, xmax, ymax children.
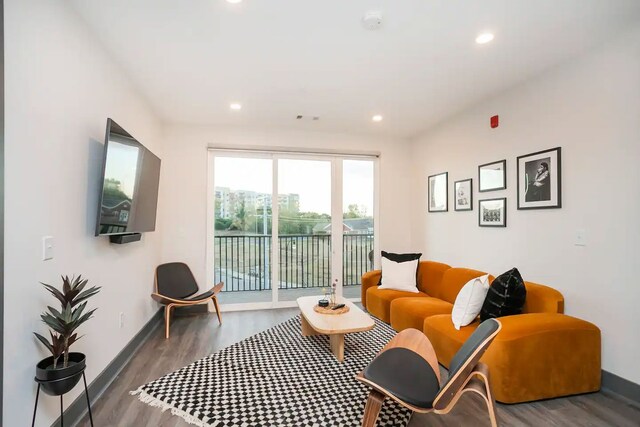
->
<box><xmin>297</xmin><ymin>296</ymin><xmax>375</xmax><ymax>362</ymax></box>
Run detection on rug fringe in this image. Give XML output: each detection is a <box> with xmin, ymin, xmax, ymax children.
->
<box><xmin>130</xmin><ymin>388</ymin><xmax>212</xmax><ymax>427</ymax></box>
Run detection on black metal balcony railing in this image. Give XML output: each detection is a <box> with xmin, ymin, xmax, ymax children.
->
<box><xmin>214</xmin><ymin>234</ymin><xmax>373</xmax><ymax>292</ymax></box>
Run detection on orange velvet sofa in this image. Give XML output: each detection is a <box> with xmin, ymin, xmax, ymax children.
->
<box><xmin>361</xmin><ymin>260</ymin><xmax>601</xmax><ymax>404</ymax></box>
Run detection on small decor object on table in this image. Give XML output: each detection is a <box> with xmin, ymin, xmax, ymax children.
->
<box><xmin>479</xmin><ymin>198</ymin><xmax>507</xmax><ymax>227</ymax></box>
<box><xmin>32</xmin><ymin>275</ymin><xmax>101</xmax><ymax>427</ymax></box>
<box><xmin>454</xmin><ymin>178</ymin><xmax>473</xmax><ymax>211</ymax></box>
<box><xmin>317</xmin><ymin>280</ymin><xmax>347</xmax><ymax>314</ymax></box>
<box><xmin>428</xmin><ymin>172</ymin><xmax>448</xmax><ymax>212</ymax></box>
<box><xmin>479</xmin><ymin>160</ymin><xmax>507</xmax><ymax>192</ymax></box>
<box><xmin>517</xmin><ymin>147</ymin><xmax>561</xmax><ymax>210</ymax></box>
<box><xmin>330</xmin><ymin>279</ymin><xmax>338</xmax><ymax>306</ymax></box>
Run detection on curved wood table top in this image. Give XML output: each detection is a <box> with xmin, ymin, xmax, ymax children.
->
<box><xmin>297</xmin><ymin>296</ymin><xmax>375</xmax><ymax>335</ymax></box>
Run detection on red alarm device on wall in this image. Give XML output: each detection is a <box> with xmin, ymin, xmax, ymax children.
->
<box><xmin>490</xmin><ymin>115</ymin><xmax>499</xmax><ymax>128</ymax></box>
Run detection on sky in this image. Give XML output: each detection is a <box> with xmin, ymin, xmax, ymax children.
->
<box><xmin>104</xmin><ymin>141</ymin><xmax>140</xmax><ymax>196</ymax></box>
<box><xmin>214</xmin><ymin>157</ymin><xmax>374</xmax><ymax>216</ymax></box>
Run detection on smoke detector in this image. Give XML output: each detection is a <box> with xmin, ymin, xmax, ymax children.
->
<box><xmin>362</xmin><ymin>11</ymin><xmax>383</xmax><ymax>30</ymax></box>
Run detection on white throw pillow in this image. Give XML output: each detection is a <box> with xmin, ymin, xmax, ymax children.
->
<box><xmin>378</xmin><ymin>257</ymin><xmax>420</xmax><ymax>293</ymax></box>
<box><xmin>451</xmin><ymin>274</ymin><xmax>490</xmax><ymax>330</ymax></box>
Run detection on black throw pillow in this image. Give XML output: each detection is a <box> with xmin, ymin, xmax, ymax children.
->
<box><xmin>379</xmin><ymin>251</ymin><xmax>422</xmax><ymax>286</ymax></box>
<box><xmin>381</xmin><ymin>251</ymin><xmax>422</xmax><ymax>263</ymax></box>
<box><xmin>480</xmin><ymin>268</ymin><xmax>527</xmax><ymax>321</ymax></box>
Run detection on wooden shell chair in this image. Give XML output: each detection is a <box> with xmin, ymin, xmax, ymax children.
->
<box><xmin>152</xmin><ymin>262</ymin><xmax>223</xmax><ymax>339</ymax></box>
<box><xmin>356</xmin><ymin>319</ymin><xmax>502</xmax><ymax>427</ymax></box>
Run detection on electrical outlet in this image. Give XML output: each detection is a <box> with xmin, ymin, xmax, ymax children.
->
<box><xmin>575</xmin><ymin>229</ymin><xmax>587</xmax><ymax>246</ymax></box>
<box><xmin>119</xmin><ymin>312</ymin><xmax>125</xmax><ymax>328</ymax></box>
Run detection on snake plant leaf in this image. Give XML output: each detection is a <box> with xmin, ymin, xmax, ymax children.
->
<box><xmin>34</xmin><ymin>332</ymin><xmax>54</xmax><ymax>353</ymax></box>
<box><xmin>73</xmin><ymin>287</ymin><xmax>101</xmax><ymax>307</ymax></box>
<box><xmin>47</xmin><ymin>305</ymin><xmax>63</xmax><ymax>319</ymax></box>
<box><xmin>67</xmin><ymin>333</ymin><xmax>79</xmax><ymax>348</ymax></box>
<box><xmin>41</xmin><ymin>313</ymin><xmax>66</xmax><ymax>333</ymax></box>
<box><xmin>41</xmin><ymin>283</ymin><xmax>67</xmax><ymax>306</ymax></box>
<box><xmin>71</xmin><ymin>301</ymin><xmax>87</xmax><ymax>322</ymax></box>
<box><xmin>62</xmin><ymin>275</ymin><xmax>71</xmax><ymax>295</ymax></box>
<box><xmin>74</xmin><ymin>278</ymin><xmax>88</xmax><ymax>295</ymax></box>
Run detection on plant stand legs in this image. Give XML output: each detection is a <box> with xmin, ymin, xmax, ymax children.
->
<box><xmin>31</xmin><ymin>372</ymin><xmax>94</xmax><ymax>427</ymax></box>
<box><xmin>31</xmin><ymin>384</ymin><xmax>41</xmax><ymax>427</ymax></box>
<box><xmin>83</xmin><ymin>372</ymin><xmax>94</xmax><ymax>426</ymax></box>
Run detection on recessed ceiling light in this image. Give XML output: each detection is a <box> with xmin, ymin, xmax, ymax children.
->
<box><xmin>226</xmin><ymin>0</ymin><xmax>242</xmax><ymax>4</ymax></box>
<box><xmin>372</xmin><ymin>115</ymin><xmax>383</xmax><ymax>122</ymax></box>
<box><xmin>230</xmin><ymin>103</ymin><xmax>242</xmax><ymax>111</ymax></box>
<box><xmin>475</xmin><ymin>32</ymin><xmax>495</xmax><ymax>44</ymax></box>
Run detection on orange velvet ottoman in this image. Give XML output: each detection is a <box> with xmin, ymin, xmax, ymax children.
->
<box><xmin>424</xmin><ymin>313</ymin><xmax>601</xmax><ymax>403</ymax></box>
<box><xmin>365</xmin><ymin>286</ymin><xmax>429</xmax><ymax>323</ymax></box>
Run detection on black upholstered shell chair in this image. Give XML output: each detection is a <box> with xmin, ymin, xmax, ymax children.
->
<box><xmin>152</xmin><ymin>262</ymin><xmax>223</xmax><ymax>338</ymax></box>
<box><xmin>356</xmin><ymin>319</ymin><xmax>502</xmax><ymax>427</ymax></box>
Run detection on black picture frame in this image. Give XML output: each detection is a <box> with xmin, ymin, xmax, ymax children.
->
<box><xmin>479</xmin><ymin>197</ymin><xmax>507</xmax><ymax>227</ymax></box>
<box><xmin>517</xmin><ymin>147</ymin><xmax>562</xmax><ymax>210</ymax></box>
<box><xmin>454</xmin><ymin>178</ymin><xmax>473</xmax><ymax>211</ymax></box>
<box><xmin>478</xmin><ymin>159</ymin><xmax>507</xmax><ymax>192</ymax></box>
<box><xmin>428</xmin><ymin>172</ymin><xmax>448</xmax><ymax>212</ymax></box>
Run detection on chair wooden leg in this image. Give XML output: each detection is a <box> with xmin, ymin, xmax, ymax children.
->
<box><xmin>164</xmin><ymin>304</ymin><xmax>173</xmax><ymax>339</ymax></box>
<box><xmin>475</xmin><ymin>363</ymin><xmax>498</xmax><ymax>427</ymax></box>
<box><xmin>361</xmin><ymin>390</ymin><xmax>385</xmax><ymax>427</ymax></box>
<box><xmin>480</xmin><ymin>377</ymin><xmax>498</xmax><ymax>427</ymax></box>
<box><xmin>212</xmin><ymin>296</ymin><xmax>222</xmax><ymax>325</ymax></box>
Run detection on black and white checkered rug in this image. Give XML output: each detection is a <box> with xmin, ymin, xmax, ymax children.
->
<box><xmin>131</xmin><ymin>315</ymin><xmax>412</xmax><ymax>426</ymax></box>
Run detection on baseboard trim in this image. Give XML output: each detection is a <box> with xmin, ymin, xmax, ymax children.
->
<box><xmin>602</xmin><ymin>370</ymin><xmax>640</xmax><ymax>405</ymax></box>
<box><xmin>51</xmin><ymin>308</ymin><xmax>163</xmax><ymax>427</ymax></box>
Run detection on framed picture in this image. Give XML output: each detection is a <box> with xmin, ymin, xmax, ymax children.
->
<box><xmin>428</xmin><ymin>172</ymin><xmax>448</xmax><ymax>212</ymax></box>
<box><xmin>454</xmin><ymin>179</ymin><xmax>473</xmax><ymax>211</ymax></box>
<box><xmin>479</xmin><ymin>198</ymin><xmax>506</xmax><ymax>227</ymax></box>
<box><xmin>517</xmin><ymin>147</ymin><xmax>562</xmax><ymax>210</ymax></box>
<box><xmin>478</xmin><ymin>159</ymin><xmax>506</xmax><ymax>192</ymax></box>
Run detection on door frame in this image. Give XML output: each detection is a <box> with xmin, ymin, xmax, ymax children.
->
<box><xmin>207</xmin><ymin>149</ymin><xmax>379</xmax><ymax>312</ymax></box>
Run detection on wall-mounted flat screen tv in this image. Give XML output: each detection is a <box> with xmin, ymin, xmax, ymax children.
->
<box><xmin>95</xmin><ymin>118</ymin><xmax>161</xmax><ymax>236</ymax></box>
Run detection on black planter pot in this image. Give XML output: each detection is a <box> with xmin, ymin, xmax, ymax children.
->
<box><xmin>35</xmin><ymin>352</ymin><xmax>86</xmax><ymax>396</ymax></box>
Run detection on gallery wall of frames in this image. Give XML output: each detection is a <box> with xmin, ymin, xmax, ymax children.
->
<box><xmin>427</xmin><ymin>147</ymin><xmax>561</xmax><ymax>227</ymax></box>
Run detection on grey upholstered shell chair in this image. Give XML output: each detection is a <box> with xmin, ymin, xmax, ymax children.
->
<box><xmin>356</xmin><ymin>319</ymin><xmax>502</xmax><ymax>427</ymax></box>
<box><xmin>152</xmin><ymin>262</ymin><xmax>223</xmax><ymax>338</ymax></box>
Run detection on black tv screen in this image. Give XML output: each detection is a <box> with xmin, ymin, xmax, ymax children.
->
<box><xmin>95</xmin><ymin>119</ymin><xmax>161</xmax><ymax>236</ymax></box>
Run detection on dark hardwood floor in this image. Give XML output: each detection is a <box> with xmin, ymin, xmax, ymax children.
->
<box><xmin>78</xmin><ymin>309</ymin><xmax>640</xmax><ymax>427</ymax></box>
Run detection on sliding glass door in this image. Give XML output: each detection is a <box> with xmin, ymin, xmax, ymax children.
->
<box><xmin>277</xmin><ymin>158</ymin><xmax>333</xmax><ymax>302</ymax></box>
<box><xmin>212</xmin><ymin>156</ymin><xmax>273</xmax><ymax>305</ymax></box>
<box><xmin>209</xmin><ymin>151</ymin><xmax>377</xmax><ymax>309</ymax></box>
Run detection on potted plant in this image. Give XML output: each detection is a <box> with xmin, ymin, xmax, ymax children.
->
<box><xmin>33</xmin><ymin>275</ymin><xmax>100</xmax><ymax>395</ymax></box>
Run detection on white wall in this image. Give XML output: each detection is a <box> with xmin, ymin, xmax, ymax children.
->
<box><xmin>4</xmin><ymin>1</ymin><xmax>163</xmax><ymax>425</ymax></box>
<box><xmin>410</xmin><ymin>26</ymin><xmax>640</xmax><ymax>385</ymax></box>
<box><xmin>160</xmin><ymin>125</ymin><xmax>413</xmax><ymax>289</ymax></box>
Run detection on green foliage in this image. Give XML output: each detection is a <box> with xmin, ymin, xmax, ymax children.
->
<box><xmin>215</xmin><ymin>217</ymin><xmax>233</xmax><ymax>230</ymax></box>
<box><xmin>279</xmin><ymin>210</ymin><xmax>330</xmax><ymax>234</ymax></box>
<box><xmin>344</xmin><ymin>204</ymin><xmax>367</xmax><ymax>219</ymax></box>
<box><xmin>34</xmin><ymin>275</ymin><xmax>101</xmax><ymax>369</ymax></box>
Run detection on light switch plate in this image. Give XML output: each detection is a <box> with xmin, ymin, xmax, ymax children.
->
<box><xmin>42</xmin><ymin>236</ymin><xmax>54</xmax><ymax>260</ymax></box>
<box><xmin>575</xmin><ymin>229</ymin><xmax>586</xmax><ymax>246</ymax></box>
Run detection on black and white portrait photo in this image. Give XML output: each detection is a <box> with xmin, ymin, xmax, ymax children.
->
<box><xmin>517</xmin><ymin>147</ymin><xmax>561</xmax><ymax>209</ymax></box>
<box><xmin>454</xmin><ymin>179</ymin><xmax>473</xmax><ymax>211</ymax></box>
<box><xmin>479</xmin><ymin>198</ymin><xmax>506</xmax><ymax>227</ymax></box>
<box><xmin>525</xmin><ymin>157</ymin><xmax>551</xmax><ymax>202</ymax></box>
<box><xmin>428</xmin><ymin>172</ymin><xmax>448</xmax><ymax>212</ymax></box>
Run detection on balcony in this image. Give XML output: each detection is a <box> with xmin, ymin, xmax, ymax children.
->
<box><xmin>214</xmin><ymin>233</ymin><xmax>373</xmax><ymax>304</ymax></box>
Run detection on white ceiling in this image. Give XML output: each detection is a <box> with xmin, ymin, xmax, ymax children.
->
<box><xmin>69</xmin><ymin>0</ymin><xmax>640</xmax><ymax>138</ymax></box>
